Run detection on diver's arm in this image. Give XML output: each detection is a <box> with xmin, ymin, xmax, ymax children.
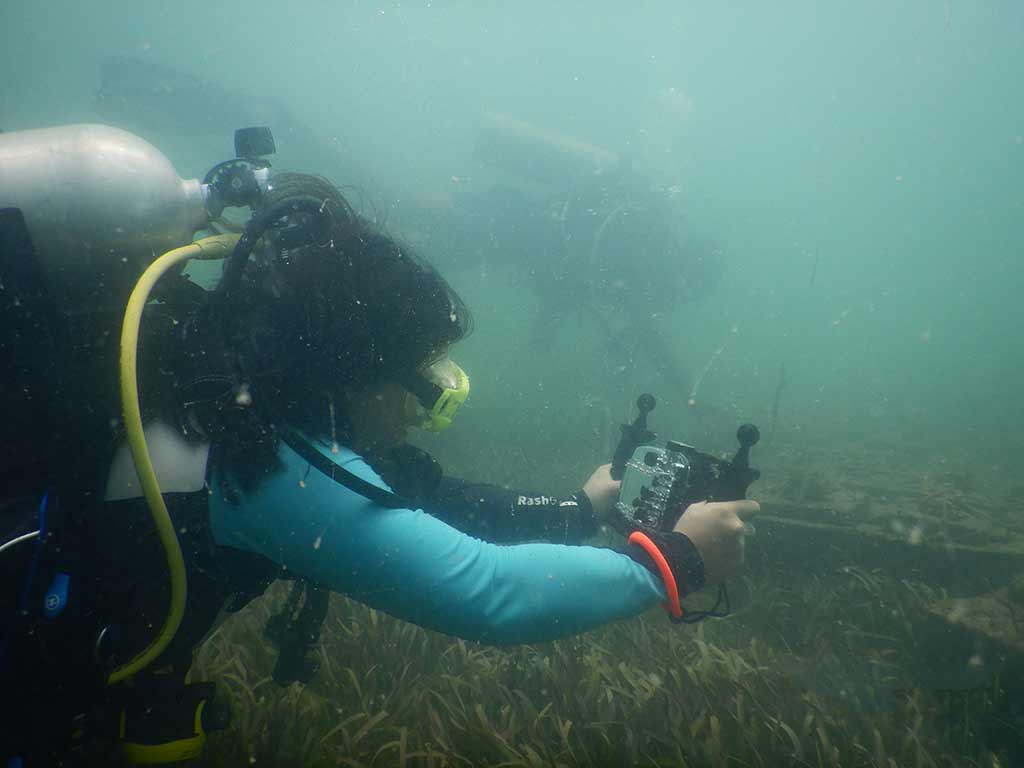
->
<box><xmin>422</xmin><ymin>476</ymin><xmax>598</xmax><ymax>544</ymax></box>
<box><xmin>209</xmin><ymin>446</ymin><xmax>704</xmax><ymax>645</ymax></box>
<box><xmin>381</xmin><ymin>445</ymin><xmax>598</xmax><ymax>543</ymax></box>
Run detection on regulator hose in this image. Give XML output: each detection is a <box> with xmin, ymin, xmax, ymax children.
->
<box><xmin>222</xmin><ymin>194</ymin><xmax>333</xmax><ymax>294</ymax></box>
<box><xmin>110</xmin><ymin>233</ymin><xmax>240</xmax><ymax>685</ymax></box>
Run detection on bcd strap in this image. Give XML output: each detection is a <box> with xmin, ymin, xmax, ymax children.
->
<box><xmin>276</xmin><ymin>422</ymin><xmax>411</xmax><ymax>510</ymax></box>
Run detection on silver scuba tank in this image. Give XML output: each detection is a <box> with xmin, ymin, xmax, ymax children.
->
<box><xmin>0</xmin><ymin>124</ymin><xmax>211</xmax><ymax>308</ymax></box>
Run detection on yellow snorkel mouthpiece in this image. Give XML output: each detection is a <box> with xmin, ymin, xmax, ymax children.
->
<box><xmin>416</xmin><ymin>357</ymin><xmax>470</xmax><ymax>432</ymax></box>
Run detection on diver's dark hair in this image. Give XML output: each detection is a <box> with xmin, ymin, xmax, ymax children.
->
<box><xmin>164</xmin><ymin>173</ymin><xmax>472</xmax><ymax>492</ymax></box>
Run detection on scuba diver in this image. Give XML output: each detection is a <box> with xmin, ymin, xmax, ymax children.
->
<box><xmin>0</xmin><ymin>125</ymin><xmax>756</xmax><ymax>766</ymax></box>
<box><xmin>526</xmin><ymin>169</ymin><xmax>721</xmax><ymax>394</ymax></box>
<box><xmin>454</xmin><ymin>112</ymin><xmax>724</xmax><ymax>430</ymax></box>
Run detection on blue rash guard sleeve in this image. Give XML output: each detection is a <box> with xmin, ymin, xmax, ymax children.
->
<box><xmin>208</xmin><ymin>439</ymin><xmax>666</xmax><ymax>645</ymax></box>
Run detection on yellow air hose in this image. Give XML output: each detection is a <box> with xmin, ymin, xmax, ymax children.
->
<box><xmin>109</xmin><ymin>232</ymin><xmax>241</xmax><ymax>685</ymax></box>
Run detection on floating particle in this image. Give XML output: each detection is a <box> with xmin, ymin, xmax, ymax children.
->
<box><xmin>235</xmin><ymin>384</ymin><xmax>252</xmax><ymax>407</ymax></box>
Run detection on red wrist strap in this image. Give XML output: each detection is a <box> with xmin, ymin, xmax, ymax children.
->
<box><xmin>628</xmin><ymin>531</ymin><xmax>683</xmax><ymax>619</ymax></box>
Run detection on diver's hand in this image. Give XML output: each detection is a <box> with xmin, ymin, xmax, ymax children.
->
<box><xmin>582</xmin><ymin>463</ymin><xmax>621</xmax><ymax>521</ymax></box>
<box><xmin>672</xmin><ymin>500</ymin><xmax>759</xmax><ymax>584</ymax></box>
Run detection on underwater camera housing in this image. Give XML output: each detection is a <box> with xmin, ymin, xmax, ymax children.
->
<box><xmin>612</xmin><ymin>395</ymin><xmax>761</xmax><ymax>532</ymax></box>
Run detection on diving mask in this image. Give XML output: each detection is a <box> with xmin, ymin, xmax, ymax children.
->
<box><xmin>402</xmin><ymin>356</ymin><xmax>470</xmax><ymax>432</ymax></box>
